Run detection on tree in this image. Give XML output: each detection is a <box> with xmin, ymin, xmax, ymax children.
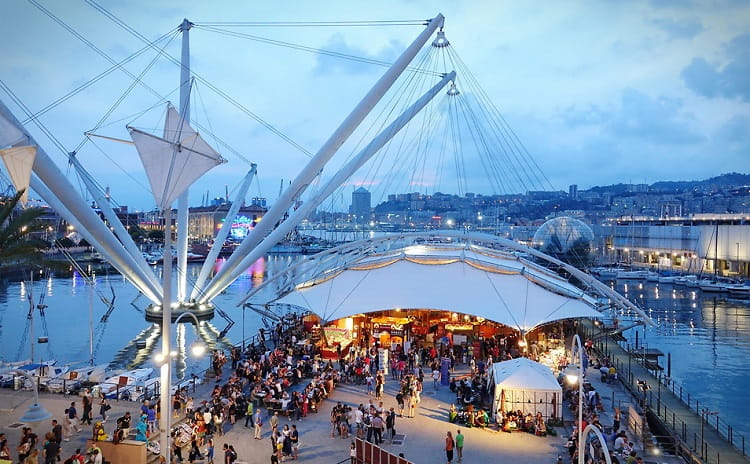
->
<box><xmin>147</xmin><ymin>229</ymin><xmax>164</xmax><ymax>242</ymax></box>
<box><xmin>0</xmin><ymin>190</ymin><xmax>48</xmax><ymax>266</ymax></box>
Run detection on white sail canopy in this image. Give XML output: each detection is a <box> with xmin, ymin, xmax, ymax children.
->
<box><xmin>128</xmin><ymin>104</ymin><xmax>225</xmax><ymax>210</ymax></box>
<box><xmin>274</xmin><ymin>250</ymin><xmax>601</xmax><ymax>332</ymax></box>
<box><xmin>0</xmin><ymin>145</ymin><xmax>36</xmax><ymax>205</ymax></box>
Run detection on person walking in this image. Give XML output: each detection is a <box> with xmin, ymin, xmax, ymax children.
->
<box><xmin>395</xmin><ymin>392</ymin><xmax>404</xmax><ymax>417</ymax></box>
<box><xmin>81</xmin><ymin>391</ymin><xmax>93</xmax><ymax>426</ymax></box>
<box><xmin>432</xmin><ymin>368</ymin><xmax>440</xmax><ymax>391</ymax></box>
<box><xmin>445</xmin><ymin>431</ymin><xmax>455</xmax><ymax>464</ymax></box>
<box><xmin>245</xmin><ymin>401</ymin><xmax>254</xmax><ymax>428</ymax></box>
<box><xmin>385</xmin><ymin>408</ymin><xmax>396</xmax><ymax>443</ymax></box>
<box><xmin>254</xmin><ymin>410</ymin><xmax>263</xmax><ymax>439</ymax></box>
<box><xmin>98</xmin><ymin>395</ymin><xmax>110</xmax><ymax>423</ymax></box>
<box><xmin>67</xmin><ymin>402</ymin><xmax>81</xmax><ymax>433</ymax></box>
<box><xmin>42</xmin><ymin>432</ymin><xmax>59</xmax><ymax>464</ymax></box>
<box><xmin>290</xmin><ymin>424</ymin><xmax>299</xmax><ymax>461</ymax></box>
<box><xmin>51</xmin><ymin>420</ymin><xmax>62</xmax><ymax>447</ymax></box>
<box><xmin>270</xmin><ymin>411</ymin><xmax>279</xmax><ymax>437</ymax></box>
<box><xmin>205</xmin><ymin>438</ymin><xmax>215</xmax><ymax>464</ymax></box>
<box><xmin>371</xmin><ymin>413</ymin><xmax>384</xmax><ymax>445</ymax></box>
<box><xmin>455</xmin><ymin>429</ymin><xmax>464</xmax><ymax>462</ymax></box>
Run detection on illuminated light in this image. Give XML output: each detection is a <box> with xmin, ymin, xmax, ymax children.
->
<box><xmin>154</xmin><ymin>353</ymin><xmax>166</xmax><ymax>364</ymax></box>
<box><xmin>169</xmin><ymin>350</ymin><xmax>177</xmax><ymax>357</ymax></box>
<box><xmin>190</xmin><ymin>342</ymin><xmax>206</xmax><ymax>357</ymax></box>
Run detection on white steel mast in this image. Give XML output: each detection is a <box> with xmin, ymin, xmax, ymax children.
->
<box><xmin>198</xmin><ymin>13</ymin><xmax>446</xmax><ymax>303</ymax></box>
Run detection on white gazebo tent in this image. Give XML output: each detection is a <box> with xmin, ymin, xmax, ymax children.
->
<box><xmin>487</xmin><ymin>357</ymin><xmax>562</xmax><ymax>421</ymax></box>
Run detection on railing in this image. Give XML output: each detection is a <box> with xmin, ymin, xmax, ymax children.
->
<box><xmin>580</xmin><ymin>323</ymin><xmax>748</xmax><ymax>464</ymax></box>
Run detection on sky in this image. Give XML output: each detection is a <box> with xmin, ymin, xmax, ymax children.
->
<box><xmin>1</xmin><ymin>0</ymin><xmax>749</xmax><ymax>211</ymax></box>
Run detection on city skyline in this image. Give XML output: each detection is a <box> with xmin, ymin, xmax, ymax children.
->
<box><xmin>1</xmin><ymin>1</ymin><xmax>749</xmax><ymax>211</ymax></box>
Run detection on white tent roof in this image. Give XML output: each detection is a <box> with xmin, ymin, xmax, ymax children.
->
<box><xmin>275</xmin><ymin>254</ymin><xmax>601</xmax><ymax>331</ymax></box>
<box><xmin>128</xmin><ymin>103</ymin><xmax>225</xmax><ymax>210</ymax></box>
<box><xmin>489</xmin><ymin>357</ymin><xmax>561</xmax><ymax>391</ymax></box>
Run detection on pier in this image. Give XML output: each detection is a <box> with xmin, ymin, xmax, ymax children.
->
<box><xmin>582</xmin><ymin>320</ymin><xmax>750</xmax><ymax>464</ymax></box>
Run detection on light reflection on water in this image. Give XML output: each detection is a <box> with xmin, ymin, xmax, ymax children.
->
<box><xmin>613</xmin><ymin>280</ymin><xmax>750</xmax><ymax>440</ymax></box>
<box><xmin>0</xmin><ymin>255</ymin><xmax>301</xmax><ymax>374</ymax></box>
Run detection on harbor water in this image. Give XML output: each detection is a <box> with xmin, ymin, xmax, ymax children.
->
<box><xmin>611</xmin><ymin>279</ymin><xmax>750</xmax><ymax>442</ymax></box>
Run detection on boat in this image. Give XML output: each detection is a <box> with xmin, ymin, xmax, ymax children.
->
<box><xmin>657</xmin><ymin>272</ymin><xmax>677</xmax><ymax>284</ymax></box>
<box><xmin>727</xmin><ymin>283</ymin><xmax>750</xmax><ymax>299</ymax></box>
<box><xmin>590</xmin><ymin>267</ymin><xmax>623</xmax><ymax>279</ymax></box>
<box><xmin>616</xmin><ymin>269</ymin><xmax>651</xmax><ymax>280</ymax></box>
<box><xmin>94</xmin><ymin>367</ymin><xmax>154</xmax><ymax>399</ymax></box>
<box><xmin>673</xmin><ymin>275</ymin><xmax>698</xmax><ymax>286</ymax></box>
<box><xmin>143</xmin><ymin>249</ymin><xmax>206</xmax><ymax>265</ymax></box>
<box><xmin>46</xmin><ymin>364</ymin><xmax>112</xmax><ymax>394</ymax></box>
<box><xmin>14</xmin><ymin>361</ymin><xmax>70</xmax><ymax>390</ymax></box>
<box><xmin>698</xmin><ymin>279</ymin><xmax>730</xmax><ymax>293</ymax></box>
<box><xmin>121</xmin><ymin>376</ymin><xmax>160</xmax><ymax>402</ymax></box>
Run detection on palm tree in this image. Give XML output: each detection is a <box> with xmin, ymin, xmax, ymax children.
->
<box><xmin>0</xmin><ymin>189</ymin><xmax>48</xmax><ymax>267</ymax></box>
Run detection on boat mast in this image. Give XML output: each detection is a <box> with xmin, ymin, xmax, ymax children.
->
<box><xmin>714</xmin><ymin>221</ymin><xmax>719</xmax><ymax>281</ymax></box>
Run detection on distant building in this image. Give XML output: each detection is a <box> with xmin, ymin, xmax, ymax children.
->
<box><xmin>251</xmin><ymin>197</ymin><xmax>267</xmax><ymax>208</ymax></box>
<box><xmin>350</xmin><ymin>187</ymin><xmax>371</xmax><ymax>223</ymax></box>
<box><xmin>568</xmin><ymin>184</ymin><xmax>578</xmax><ymax>200</ymax></box>
<box><xmin>188</xmin><ymin>204</ymin><xmax>266</xmax><ymax>241</ymax></box>
<box><xmin>660</xmin><ymin>201</ymin><xmax>682</xmax><ymax>218</ymax></box>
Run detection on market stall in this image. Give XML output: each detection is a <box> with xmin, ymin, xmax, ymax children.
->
<box><xmin>487</xmin><ymin>357</ymin><xmax>562</xmax><ymax>421</ymax></box>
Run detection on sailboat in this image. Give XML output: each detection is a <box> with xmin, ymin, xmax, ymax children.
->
<box><xmin>697</xmin><ymin>222</ymin><xmax>731</xmax><ymax>292</ymax></box>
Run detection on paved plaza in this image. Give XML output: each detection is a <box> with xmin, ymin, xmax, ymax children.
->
<box><xmin>0</xmin><ymin>360</ymin><xmax>691</xmax><ymax>464</ymax></box>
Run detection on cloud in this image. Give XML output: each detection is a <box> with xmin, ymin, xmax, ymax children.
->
<box><xmin>608</xmin><ymin>88</ymin><xmax>703</xmax><ymax>144</ymax></box>
<box><xmin>714</xmin><ymin>114</ymin><xmax>750</xmax><ymax>150</ymax></box>
<box><xmin>681</xmin><ymin>33</ymin><xmax>750</xmax><ymax>101</ymax></box>
<box><xmin>651</xmin><ymin>17</ymin><xmax>703</xmax><ymax>39</ymax></box>
<box><xmin>313</xmin><ymin>34</ymin><xmax>403</xmax><ymax>75</ymax></box>
<box><xmin>560</xmin><ymin>89</ymin><xmax>703</xmax><ymax>145</ymax></box>
<box><xmin>560</xmin><ymin>104</ymin><xmax>611</xmax><ymax>126</ymax></box>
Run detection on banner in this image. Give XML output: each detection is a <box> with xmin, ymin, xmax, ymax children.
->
<box><xmin>322</xmin><ymin>327</ymin><xmax>351</xmax><ymax>346</ymax></box>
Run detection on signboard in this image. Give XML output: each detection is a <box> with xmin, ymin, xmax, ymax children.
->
<box><xmin>411</xmin><ymin>325</ymin><xmax>428</xmax><ymax>336</ymax></box>
<box><xmin>322</xmin><ymin>327</ymin><xmax>351</xmax><ymax>346</ymax></box>
<box><xmin>374</xmin><ymin>323</ymin><xmax>404</xmax><ymax>337</ymax></box>
<box><xmin>445</xmin><ymin>323</ymin><xmax>473</xmax><ymax>331</ymax></box>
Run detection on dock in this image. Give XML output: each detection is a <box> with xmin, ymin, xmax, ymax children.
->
<box><xmin>581</xmin><ymin>320</ymin><xmax>750</xmax><ymax>464</ymax></box>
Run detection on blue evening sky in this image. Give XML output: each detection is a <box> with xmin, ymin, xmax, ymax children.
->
<box><xmin>1</xmin><ymin>1</ymin><xmax>748</xmax><ymax>211</ymax></box>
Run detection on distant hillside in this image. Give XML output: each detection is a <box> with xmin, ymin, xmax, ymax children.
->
<box><xmin>650</xmin><ymin>172</ymin><xmax>750</xmax><ymax>192</ymax></box>
<box><xmin>588</xmin><ymin>172</ymin><xmax>750</xmax><ymax>194</ymax></box>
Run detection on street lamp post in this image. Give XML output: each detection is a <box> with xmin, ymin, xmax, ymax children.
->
<box><xmin>570</xmin><ymin>334</ymin><xmax>585</xmax><ymax>464</ymax></box>
<box><xmin>569</xmin><ymin>333</ymin><xmax>612</xmax><ymax>464</ymax></box>
<box><xmin>155</xmin><ymin>311</ymin><xmax>206</xmax><ymax>461</ymax></box>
